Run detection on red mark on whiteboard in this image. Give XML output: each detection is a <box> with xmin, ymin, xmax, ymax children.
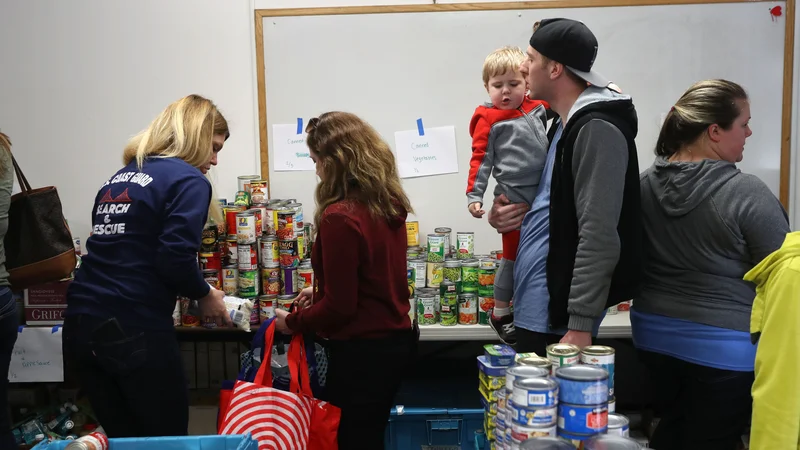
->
<box><xmin>770</xmin><ymin>5</ymin><xmax>782</xmax><ymax>21</ymax></box>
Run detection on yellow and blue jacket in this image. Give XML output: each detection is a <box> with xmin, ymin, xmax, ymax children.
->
<box><xmin>745</xmin><ymin>231</ymin><xmax>800</xmax><ymax>450</ymax></box>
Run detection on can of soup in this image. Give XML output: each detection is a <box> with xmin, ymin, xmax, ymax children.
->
<box><xmin>277</xmin><ymin>209</ymin><xmax>296</xmax><ymax>240</ymax></box>
<box><xmin>236</xmin><ymin>211</ymin><xmax>257</xmax><ymax>244</ymax></box>
<box><xmin>237</xmin><ymin>243</ymin><xmax>258</xmax><ymax>271</ymax></box>
<box><xmin>222</xmin><ymin>266</ymin><xmax>238</xmax><ymax>296</ymax></box>
<box><xmin>281</xmin><ymin>267</ymin><xmax>298</xmax><ymax>296</ymax></box>
<box><xmin>261</xmin><ymin>264</ymin><xmax>281</xmax><ymax>296</ymax></box>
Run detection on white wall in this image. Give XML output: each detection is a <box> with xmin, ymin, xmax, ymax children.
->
<box><xmin>0</xmin><ymin>0</ymin><xmax>259</xmax><ymax>244</ymax></box>
<box><xmin>0</xmin><ymin>0</ymin><xmax>797</xmax><ymax>244</ymax></box>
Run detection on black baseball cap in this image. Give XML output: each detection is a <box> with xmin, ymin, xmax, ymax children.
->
<box><xmin>529</xmin><ymin>18</ymin><xmax>609</xmax><ymax>87</ymax></box>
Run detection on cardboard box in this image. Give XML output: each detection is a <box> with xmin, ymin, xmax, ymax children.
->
<box><xmin>24</xmin><ymin>280</ymin><xmax>70</xmax><ymax>325</ymax></box>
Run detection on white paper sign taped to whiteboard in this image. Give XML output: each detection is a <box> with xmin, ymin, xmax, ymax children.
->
<box><xmin>9</xmin><ymin>325</ymin><xmax>64</xmax><ymax>383</ymax></box>
<box><xmin>394</xmin><ymin>123</ymin><xmax>459</xmax><ymax>178</ymax></box>
<box><xmin>272</xmin><ymin>121</ymin><xmax>315</xmax><ymax>172</ymax></box>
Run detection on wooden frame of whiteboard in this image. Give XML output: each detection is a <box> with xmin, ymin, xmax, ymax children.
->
<box><xmin>254</xmin><ymin>0</ymin><xmax>795</xmax><ymax>209</ymax></box>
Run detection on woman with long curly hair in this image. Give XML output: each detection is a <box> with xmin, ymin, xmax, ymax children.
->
<box><xmin>274</xmin><ymin>111</ymin><xmax>418</xmax><ymax>450</ymax></box>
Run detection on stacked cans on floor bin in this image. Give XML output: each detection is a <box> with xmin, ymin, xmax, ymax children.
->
<box><xmin>180</xmin><ymin>176</ymin><xmax>315</xmax><ymax>328</ymax></box>
<box><xmin>478</xmin><ymin>343</ymin><xmax>635</xmax><ymax>450</ymax></box>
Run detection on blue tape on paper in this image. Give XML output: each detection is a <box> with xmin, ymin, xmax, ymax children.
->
<box><xmin>52</xmin><ymin>324</ymin><xmax>62</xmax><ymax>334</ymax></box>
<box><xmin>18</xmin><ymin>325</ymin><xmax>24</xmax><ymax>333</ymax></box>
<box><xmin>297</xmin><ymin>118</ymin><xmax>303</xmax><ymax>135</ymax></box>
<box><xmin>417</xmin><ymin>118</ymin><xmax>425</xmax><ymax>136</ymax></box>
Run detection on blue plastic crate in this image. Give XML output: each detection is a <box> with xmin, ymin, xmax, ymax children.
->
<box><xmin>31</xmin><ymin>434</ymin><xmax>258</xmax><ymax>450</ymax></box>
<box><xmin>384</xmin><ymin>407</ymin><xmax>484</xmax><ymax>450</ymax></box>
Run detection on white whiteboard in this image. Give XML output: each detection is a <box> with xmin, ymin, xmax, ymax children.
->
<box><xmin>262</xmin><ymin>3</ymin><xmax>786</xmax><ymax>254</ymax></box>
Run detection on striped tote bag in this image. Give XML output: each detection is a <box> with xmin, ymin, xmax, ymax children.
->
<box><xmin>219</xmin><ymin>319</ymin><xmax>340</xmax><ymax>450</ymax></box>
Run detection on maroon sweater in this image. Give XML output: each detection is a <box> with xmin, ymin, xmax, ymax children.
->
<box><xmin>285</xmin><ymin>200</ymin><xmax>412</xmax><ymax>340</ymax></box>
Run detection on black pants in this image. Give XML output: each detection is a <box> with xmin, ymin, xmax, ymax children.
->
<box><xmin>639</xmin><ymin>350</ymin><xmax>753</xmax><ymax>450</ymax></box>
<box><xmin>325</xmin><ymin>326</ymin><xmax>419</xmax><ymax>450</ymax></box>
<box><xmin>63</xmin><ymin>314</ymin><xmax>189</xmax><ymax>438</ymax></box>
<box><xmin>515</xmin><ymin>327</ymin><xmax>565</xmax><ymax>356</ymax></box>
<box><xmin>0</xmin><ymin>288</ymin><xmax>18</xmax><ymax>450</ymax></box>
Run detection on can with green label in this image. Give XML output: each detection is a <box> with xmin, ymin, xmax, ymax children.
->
<box><xmin>461</xmin><ymin>259</ymin><xmax>479</xmax><ymax>293</ymax></box>
<box><xmin>478</xmin><ymin>285</ymin><xmax>495</xmax><ymax>325</ymax></box>
<box><xmin>427</xmin><ymin>234</ymin><xmax>446</xmax><ymax>263</ymax></box>
<box><xmin>439</xmin><ymin>281</ymin><xmax>458</xmax><ymax>326</ymax></box>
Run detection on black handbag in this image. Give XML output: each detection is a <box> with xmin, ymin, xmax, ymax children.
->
<box><xmin>4</xmin><ymin>152</ymin><xmax>76</xmax><ymax>289</ymax></box>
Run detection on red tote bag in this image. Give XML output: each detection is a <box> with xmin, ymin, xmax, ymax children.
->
<box><xmin>219</xmin><ymin>320</ymin><xmax>340</xmax><ymax>450</ymax></box>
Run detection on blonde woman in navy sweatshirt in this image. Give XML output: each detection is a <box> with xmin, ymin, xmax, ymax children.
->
<box><xmin>64</xmin><ymin>95</ymin><xmax>232</xmax><ymax>438</ymax></box>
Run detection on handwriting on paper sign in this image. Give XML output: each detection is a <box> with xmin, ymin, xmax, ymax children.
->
<box><xmin>395</xmin><ymin>125</ymin><xmax>459</xmax><ymax>178</ymax></box>
<box><xmin>273</xmin><ymin>123</ymin><xmax>316</xmax><ymax>172</ymax></box>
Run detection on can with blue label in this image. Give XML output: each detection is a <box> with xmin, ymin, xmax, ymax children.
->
<box><xmin>555</xmin><ymin>365</ymin><xmax>609</xmax><ymax>405</ymax></box>
<box><xmin>607</xmin><ymin>413</ymin><xmax>630</xmax><ymax>437</ymax></box>
<box><xmin>506</xmin><ymin>365</ymin><xmax>549</xmax><ymax>392</ymax></box>
<box><xmin>512</xmin><ymin>377</ymin><xmax>559</xmax><ymax>408</ymax></box>
<box><xmin>508</xmin><ymin>400</ymin><xmax>557</xmax><ymax>426</ymax></box>
<box><xmin>580</xmin><ymin>345</ymin><xmax>615</xmax><ymax>397</ymax></box>
<box><xmin>557</xmin><ymin>402</ymin><xmax>608</xmax><ymax>435</ymax></box>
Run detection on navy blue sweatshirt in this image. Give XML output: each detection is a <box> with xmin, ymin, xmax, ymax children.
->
<box><xmin>66</xmin><ymin>157</ymin><xmax>211</xmax><ymax>330</ymax></box>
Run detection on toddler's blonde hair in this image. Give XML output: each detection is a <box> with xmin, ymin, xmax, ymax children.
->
<box><xmin>482</xmin><ymin>46</ymin><xmax>526</xmax><ymax>85</ymax></box>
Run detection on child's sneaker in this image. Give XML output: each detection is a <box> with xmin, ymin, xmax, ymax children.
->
<box><xmin>489</xmin><ymin>311</ymin><xmax>517</xmax><ymax>345</ymax></box>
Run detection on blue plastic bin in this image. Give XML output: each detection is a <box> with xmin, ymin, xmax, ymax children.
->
<box><xmin>30</xmin><ymin>434</ymin><xmax>258</xmax><ymax>450</ymax></box>
<box><xmin>384</xmin><ymin>407</ymin><xmax>484</xmax><ymax>450</ymax></box>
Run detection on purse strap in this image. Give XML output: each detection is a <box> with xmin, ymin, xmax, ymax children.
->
<box><xmin>10</xmin><ymin>153</ymin><xmax>32</xmax><ymax>193</ymax></box>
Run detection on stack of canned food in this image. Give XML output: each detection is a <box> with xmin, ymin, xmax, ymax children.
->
<box><xmin>177</xmin><ymin>175</ymin><xmax>315</xmax><ymax>329</ymax></box>
<box><xmin>406</xmin><ymin>223</ymin><xmax>504</xmax><ymax>328</ymax></box>
<box><xmin>479</xmin><ymin>343</ymin><xmax>631</xmax><ymax>450</ymax></box>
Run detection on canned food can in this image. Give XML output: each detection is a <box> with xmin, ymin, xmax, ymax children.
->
<box><xmin>546</xmin><ymin>343</ymin><xmax>581</xmax><ymax>376</ymax></box>
<box><xmin>581</xmin><ymin>345</ymin><xmax>615</xmax><ymax>397</ymax></box>
<box><xmin>554</xmin><ymin>365</ymin><xmax>609</xmax><ymax>405</ymax></box>
<box><xmin>276</xmin><ymin>294</ymin><xmax>295</xmax><ymax>312</ymax></box>
<box><xmin>198</xmin><ymin>252</ymin><xmax>222</xmax><ymax>272</ymax></box>
<box><xmin>286</xmin><ymin>202</ymin><xmax>303</xmax><ymax>231</ymax></box>
<box><xmin>238</xmin><ymin>269</ymin><xmax>259</xmax><ymax>298</ymax></box>
<box><xmin>236</xmin><ymin>211</ymin><xmax>257</xmax><ymax>244</ymax></box>
<box><xmin>248</xmin><ymin>207</ymin><xmax>264</xmax><ymax>237</ymax></box>
<box><xmin>456</xmin><ymin>231</ymin><xmax>475</xmax><ymax>259</ymax></box>
<box><xmin>201</xmin><ymin>225</ymin><xmax>219</xmax><ymax>252</ymax></box>
<box><xmin>442</xmin><ymin>259</ymin><xmax>462</xmax><ymax>284</ymax></box>
<box><xmin>277</xmin><ymin>209</ymin><xmax>296</xmax><ymax>240</ymax></box>
<box><xmin>222</xmin><ymin>266</ymin><xmax>238</xmax><ymax>296</ymax></box>
<box><xmin>173</xmin><ymin>299</ymin><xmax>181</xmax><ymax>326</ymax></box>
<box><xmin>259</xmin><ymin>235</ymin><xmax>279</xmax><ymax>266</ymax></box>
<box><xmin>237</xmin><ymin>175</ymin><xmax>261</xmax><ymax>193</ymax></box>
<box><xmin>512</xmin><ymin>377</ymin><xmax>559</xmax><ymax>408</ymax></box>
<box><xmin>297</xmin><ymin>262</ymin><xmax>314</xmax><ymax>290</ymax></box>
<box><xmin>426</xmin><ymin>234</ymin><xmax>446</xmax><ymax>263</ymax></box>
<box><xmin>237</xmin><ymin>243</ymin><xmax>258</xmax><ymax>271</ymax></box>
<box><xmin>234</xmin><ymin>190</ymin><xmax>251</xmax><ymax>207</ymax></box>
<box><xmin>263</xmin><ymin>205</ymin><xmax>276</xmax><ymax>236</ymax></box>
<box><xmin>478</xmin><ymin>263</ymin><xmax>496</xmax><ymax>287</ymax></box>
<box><xmin>408</xmin><ymin>295</ymin><xmax>417</xmax><ymax>323</ymax></box>
<box><xmin>439</xmin><ymin>283</ymin><xmax>458</xmax><ymax>326</ymax></box>
<box><xmin>250</xmin><ymin>301</ymin><xmax>260</xmax><ymax>326</ymax></box>
<box><xmin>180</xmin><ymin>297</ymin><xmax>199</xmax><ymax>327</ymax></box>
<box><xmin>279</xmin><ymin>239</ymin><xmax>300</xmax><ymax>268</ymax></box>
<box><xmin>416</xmin><ymin>288</ymin><xmax>439</xmax><ymax>325</ymax></box>
<box><xmin>557</xmin><ymin>402</ymin><xmax>608</xmax><ymax>434</ymax></box>
<box><xmin>607</xmin><ymin>304</ymin><xmax>619</xmax><ymax>315</ymax></box>
<box><xmin>517</xmin><ymin>356</ymin><xmax>552</xmax><ymax>374</ymax></box>
<box><xmin>225</xmin><ymin>237</ymin><xmax>238</xmax><ymax>265</ymax></box>
<box><xmin>281</xmin><ymin>267</ymin><xmax>298</xmax><ymax>296</ymax></box>
<box><xmin>458</xmin><ymin>293</ymin><xmax>478</xmax><ymax>325</ymax></box>
<box><xmin>406</xmin><ymin>221</ymin><xmax>419</xmax><ymax>247</ymax></box>
<box><xmin>434</xmin><ymin>227</ymin><xmax>452</xmax><ymax>257</ymax></box>
<box><xmin>608</xmin><ymin>396</ymin><xmax>616</xmax><ymax>413</ymax></box>
<box><xmin>408</xmin><ymin>259</ymin><xmax>426</xmax><ymax>289</ymax></box>
<box><xmin>461</xmin><ymin>259</ymin><xmax>480</xmax><ymax>291</ymax></box>
<box><xmin>259</xmin><ymin>295</ymin><xmax>276</xmax><ymax>322</ymax></box>
<box><xmin>202</xmin><ymin>269</ymin><xmax>221</xmax><ymax>290</ymax></box>
<box><xmin>507</xmin><ymin>399</ymin><xmax>557</xmax><ymax>427</ymax></box>
<box><xmin>407</xmin><ymin>246</ymin><xmax>421</xmax><ymax>260</ymax></box>
<box><xmin>506</xmin><ymin>365</ymin><xmax>549</xmax><ymax>392</ymax></box>
<box><xmin>510</xmin><ymin>421</ymin><xmax>557</xmax><ymax>440</ymax></box>
<box><xmin>261</xmin><ymin>264</ymin><xmax>281</xmax><ymax>296</ymax></box>
<box><xmin>617</xmin><ymin>300</ymin><xmax>631</xmax><ymax>312</ymax></box>
<box><xmin>224</xmin><ymin>206</ymin><xmax>245</xmax><ymax>236</ymax></box>
<box><xmin>606</xmin><ymin>413</ymin><xmax>629</xmax><ymax>437</ymax></box>
<box><xmin>478</xmin><ymin>290</ymin><xmax>495</xmax><ymax>325</ymax></box>
<box><xmin>426</xmin><ymin>262</ymin><xmax>443</xmax><ymax>288</ymax></box>
<box><xmin>250</xmin><ymin>181</ymin><xmax>268</xmax><ymax>204</ymax></box>
<box><xmin>297</xmin><ymin>230</ymin><xmax>305</xmax><ymax>263</ymax></box>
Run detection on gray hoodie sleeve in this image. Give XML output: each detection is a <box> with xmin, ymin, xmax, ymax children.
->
<box><xmin>568</xmin><ymin>119</ymin><xmax>628</xmax><ymax>332</ymax></box>
<box><xmin>731</xmin><ymin>174</ymin><xmax>790</xmax><ymax>263</ymax></box>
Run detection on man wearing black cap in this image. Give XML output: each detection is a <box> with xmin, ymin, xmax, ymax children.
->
<box><xmin>489</xmin><ymin>18</ymin><xmax>641</xmax><ymax>354</ymax></box>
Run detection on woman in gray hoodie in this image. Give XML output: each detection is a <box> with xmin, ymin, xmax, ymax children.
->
<box><xmin>632</xmin><ymin>79</ymin><xmax>790</xmax><ymax>450</ymax></box>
